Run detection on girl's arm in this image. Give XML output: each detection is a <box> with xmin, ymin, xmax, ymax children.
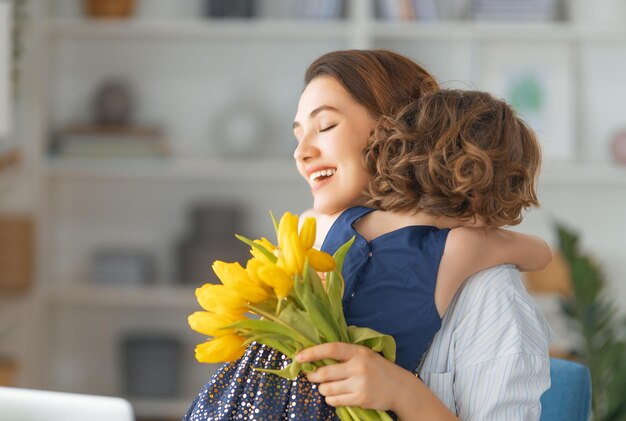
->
<box><xmin>434</xmin><ymin>227</ymin><xmax>552</xmax><ymax>316</ymax></box>
<box><xmin>453</xmin><ymin>227</ymin><xmax>552</xmax><ymax>272</ymax></box>
<box><xmin>295</xmin><ymin>343</ymin><xmax>459</xmax><ymax>421</ymax></box>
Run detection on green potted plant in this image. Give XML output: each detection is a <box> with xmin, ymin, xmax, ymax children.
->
<box><xmin>557</xmin><ymin>224</ymin><xmax>626</xmax><ymax>420</ymax></box>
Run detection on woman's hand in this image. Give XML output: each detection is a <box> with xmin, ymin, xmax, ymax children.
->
<box><xmin>296</xmin><ymin>343</ymin><xmax>459</xmax><ymax>420</ymax></box>
<box><xmin>295</xmin><ymin>342</ymin><xmax>411</xmax><ymax>412</ymax></box>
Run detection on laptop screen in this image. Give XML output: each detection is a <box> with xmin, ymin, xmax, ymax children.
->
<box><xmin>0</xmin><ymin>387</ymin><xmax>135</xmax><ymax>421</ymax></box>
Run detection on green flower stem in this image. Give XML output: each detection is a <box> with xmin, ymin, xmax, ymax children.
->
<box><xmin>276</xmin><ymin>297</ymin><xmax>283</xmax><ymax>314</ymax></box>
<box><xmin>246</xmin><ymin>304</ymin><xmax>315</xmax><ymax>348</ymax></box>
<box><xmin>335</xmin><ymin>407</ymin><xmax>355</xmax><ymax>421</ymax></box>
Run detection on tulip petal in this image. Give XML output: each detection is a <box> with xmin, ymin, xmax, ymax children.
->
<box><xmin>299</xmin><ymin>217</ymin><xmax>316</xmax><ymax>250</ymax></box>
<box><xmin>188</xmin><ymin>311</ymin><xmax>245</xmax><ymax>337</ymax></box>
<box><xmin>258</xmin><ymin>264</ymin><xmax>293</xmax><ymax>300</ymax></box>
<box><xmin>195</xmin><ymin>284</ymin><xmax>246</xmax><ymax>313</ymax></box>
<box><xmin>212</xmin><ymin>261</ymin><xmax>268</xmax><ymax>303</ymax></box>
<box><xmin>306</xmin><ymin>248</ymin><xmax>336</xmax><ymax>272</ymax></box>
<box><xmin>195</xmin><ymin>335</ymin><xmax>245</xmax><ymax>363</ymax></box>
<box><xmin>278</xmin><ymin>212</ymin><xmax>298</xmax><ymax>243</ymax></box>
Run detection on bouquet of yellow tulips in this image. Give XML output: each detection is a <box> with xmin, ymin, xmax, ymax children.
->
<box><xmin>188</xmin><ymin>212</ymin><xmax>396</xmax><ymax>421</ymax></box>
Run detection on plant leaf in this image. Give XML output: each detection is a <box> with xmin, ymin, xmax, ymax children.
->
<box><xmin>333</xmin><ymin>236</ymin><xmax>355</xmax><ymax>274</ymax></box>
<box><xmin>254</xmin><ymin>360</ymin><xmax>302</xmax><ymax>380</ymax></box>
<box><xmin>348</xmin><ymin>325</ymin><xmax>396</xmax><ymax>363</ymax></box>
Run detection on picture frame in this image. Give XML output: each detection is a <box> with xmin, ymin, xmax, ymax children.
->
<box><xmin>479</xmin><ymin>42</ymin><xmax>576</xmax><ymax>162</ymax></box>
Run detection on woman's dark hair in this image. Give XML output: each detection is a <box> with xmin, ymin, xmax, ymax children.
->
<box><xmin>304</xmin><ymin>49</ymin><xmax>439</xmax><ymax>119</ymax></box>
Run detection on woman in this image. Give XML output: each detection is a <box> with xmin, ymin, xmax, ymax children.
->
<box><xmin>185</xmin><ymin>50</ymin><xmax>552</xmax><ymax>420</ymax></box>
<box><xmin>295</xmin><ymin>50</ymin><xmax>552</xmax><ymax>420</ymax></box>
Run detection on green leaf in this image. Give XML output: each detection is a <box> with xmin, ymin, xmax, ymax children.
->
<box><xmin>243</xmin><ymin>334</ymin><xmax>297</xmax><ymax>357</ymax></box>
<box><xmin>246</xmin><ymin>303</ymin><xmax>315</xmax><ymax>347</ymax></box>
<box><xmin>325</xmin><ymin>270</ymin><xmax>349</xmax><ymax>341</ymax></box>
<box><xmin>300</xmin><ymin>278</ymin><xmax>340</xmax><ymax>343</ymax></box>
<box><xmin>304</xmin><ymin>261</ymin><xmax>327</xmax><ymax>303</ymax></box>
<box><xmin>333</xmin><ymin>236</ymin><xmax>355</xmax><ymax>273</ymax></box>
<box><xmin>348</xmin><ymin>325</ymin><xmax>396</xmax><ymax>363</ymax></box>
<box><xmin>269</xmin><ymin>210</ymin><xmax>279</xmax><ymax>240</ymax></box>
<box><xmin>233</xmin><ymin>318</ymin><xmax>298</xmax><ymax>340</ymax></box>
<box><xmin>280</xmin><ymin>303</ymin><xmax>321</xmax><ymax>344</ymax></box>
<box><xmin>254</xmin><ymin>360</ymin><xmax>302</xmax><ymax>380</ymax></box>
<box><xmin>556</xmin><ymin>222</ymin><xmax>626</xmax><ymax>420</ymax></box>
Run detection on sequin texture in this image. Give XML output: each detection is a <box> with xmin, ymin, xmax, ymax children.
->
<box><xmin>183</xmin><ymin>342</ymin><xmax>338</xmax><ymax>420</ymax></box>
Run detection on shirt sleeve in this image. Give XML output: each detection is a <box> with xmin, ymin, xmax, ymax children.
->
<box><xmin>419</xmin><ymin>265</ymin><xmax>553</xmax><ymax>421</ymax></box>
<box><xmin>453</xmin><ymin>353</ymin><xmax>550</xmax><ymax>420</ymax></box>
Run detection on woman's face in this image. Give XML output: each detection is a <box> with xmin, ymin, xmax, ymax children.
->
<box><xmin>293</xmin><ymin>76</ymin><xmax>377</xmax><ymax>216</ymax></box>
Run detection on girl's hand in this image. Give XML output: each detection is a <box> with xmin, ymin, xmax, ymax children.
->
<box><xmin>295</xmin><ymin>342</ymin><xmax>411</xmax><ymax>412</ymax></box>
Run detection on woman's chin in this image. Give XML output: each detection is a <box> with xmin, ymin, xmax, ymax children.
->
<box><xmin>312</xmin><ymin>200</ymin><xmax>345</xmax><ymax>217</ymax></box>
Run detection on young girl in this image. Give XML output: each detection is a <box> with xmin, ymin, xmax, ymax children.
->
<box><xmin>184</xmin><ymin>50</ymin><xmax>550</xmax><ymax>420</ymax></box>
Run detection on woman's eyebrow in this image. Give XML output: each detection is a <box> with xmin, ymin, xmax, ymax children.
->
<box><xmin>293</xmin><ymin>105</ymin><xmax>339</xmax><ymax>129</ymax></box>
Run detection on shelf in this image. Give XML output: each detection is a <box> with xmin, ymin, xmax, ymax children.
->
<box><xmin>50</xmin><ymin>286</ymin><xmax>200</xmax><ymax>309</ymax></box>
<box><xmin>46</xmin><ymin>19</ymin><xmax>626</xmax><ymax>43</ymax></box>
<box><xmin>540</xmin><ymin>163</ymin><xmax>626</xmax><ymax>186</ymax></box>
<box><xmin>370</xmin><ymin>21</ymin><xmax>626</xmax><ymax>42</ymax></box>
<box><xmin>43</xmin><ymin>157</ymin><xmax>303</xmax><ymax>182</ymax></box>
<box><xmin>45</xmin><ymin>18</ymin><xmax>350</xmax><ymax>40</ymax></box>
<box><xmin>371</xmin><ymin>21</ymin><xmax>572</xmax><ymax>41</ymax></box>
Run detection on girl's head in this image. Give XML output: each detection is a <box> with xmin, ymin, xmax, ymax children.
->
<box><xmin>294</xmin><ymin>50</ymin><xmax>439</xmax><ymax>216</ymax></box>
<box><xmin>365</xmin><ymin>89</ymin><xmax>541</xmax><ymax>227</ymax></box>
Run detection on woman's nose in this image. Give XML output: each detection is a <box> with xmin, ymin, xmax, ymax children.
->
<box><xmin>293</xmin><ymin>135</ymin><xmax>318</xmax><ymax>162</ymax></box>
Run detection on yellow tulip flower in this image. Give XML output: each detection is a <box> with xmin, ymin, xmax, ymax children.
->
<box><xmin>307</xmin><ymin>248</ymin><xmax>336</xmax><ymax>272</ymax></box>
<box><xmin>257</xmin><ymin>264</ymin><xmax>293</xmax><ymax>300</ymax></box>
<box><xmin>188</xmin><ymin>311</ymin><xmax>245</xmax><ymax>337</ymax></box>
<box><xmin>196</xmin><ymin>284</ymin><xmax>246</xmax><ymax>314</ymax></box>
<box><xmin>195</xmin><ymin>334</ymin><xmax>246</xmax><ymax>363</ymax></box>
<box><xmin>250</xmin><ymin>237</ymin><xmax>277</xmax><ymax>263</ymax></box>
<box><xmin>299</xmin><ymin>217</ymin><xmax>316</xmax><ymax>250</ymax></box>
<box><xmin>212</xmin><ymin>261</ymin><xmax>268</xmax><ymax>303</ymax></box>
<box><xmin>278</xmin><ymin>212</ymin><xmax>298</xmax><ymax>242</ymax></box>
<box><xmin>245</xmin><ymin>258</ymin><xmax>272</xmax><ymax>289</ymax></box>
<box><xmin>275</xmin><ymin>212</ymin><xmax>336</xmax><ymax>275</ymax></box>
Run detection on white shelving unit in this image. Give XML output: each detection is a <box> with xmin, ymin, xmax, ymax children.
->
<box><xmin>13</xmin><ymin>0</ymin><xmax>626</xmax><ymax>419</ymax></box>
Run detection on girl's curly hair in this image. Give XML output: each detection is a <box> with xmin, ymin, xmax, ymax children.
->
<box><xmin>363</xmin><ymin>89</ymin><xmax>541</xmax><ymax>227</ymax></box>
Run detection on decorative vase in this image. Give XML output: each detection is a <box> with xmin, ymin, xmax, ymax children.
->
<box><xmin>611</xmin><ymin>129</ymin><xmax>626</xmax><ymax>165</ymax></box>
<box><xmin>83</xmin><ymin>0</ymin><xmax>136</xmax><ymax>19</ymax></box>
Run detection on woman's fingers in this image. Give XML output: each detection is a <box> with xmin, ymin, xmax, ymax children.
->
<box><xmin>317</xmin><ymin>378</ymin><xmax>354</xmax><ymax>397</ymax></box>
<box><xmin>306</xmin><ymin>361</ymin><xmax>350</xmax><ymax>383</ymax></box>
<box><xmin>324</xmin><ymin>392</ymin><xmax>362</xmax><ymax>408</ymax></box>
<box><xmin>296</xmin><ymin>342</ymin><xmax>367</xmax><ymax>363</ymax></box>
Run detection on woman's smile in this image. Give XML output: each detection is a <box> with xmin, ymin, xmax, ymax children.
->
<box><xmin>293</xmin><ymin>76</ymin><xmax>375</xmax><ymax>215</ymax></box>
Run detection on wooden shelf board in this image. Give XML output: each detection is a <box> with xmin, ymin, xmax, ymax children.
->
<box><xmin>46</xmin><ymin>18</ymin><xmax>350</xmax><ymax>40</ymax></box>
<box><xmin>43</xmin><ymin>157</ymin><xmax>303</xmax><ymax>182</ymax></box>
<box><xmin>50</xmin><ymin>285</ymin><xmax>200</xmax><ymax>309</ymax></box>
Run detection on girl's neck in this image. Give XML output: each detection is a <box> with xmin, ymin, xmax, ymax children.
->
<box><xmin>374</xmin><ymin>210</ymin><xmax>465</xmax><ymax>230</ymax></box>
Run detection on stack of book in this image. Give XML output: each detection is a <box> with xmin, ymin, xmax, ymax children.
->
<box><xmin>205</xmin><ymin>0</ymin><xmax>345</xmax><ymax>20</ymax></box>
<box><xmin>205</xmin><ymin>0</ymin><xmax>255</xmax><ymax>18</ymax></box>
<box><xmin>376</xmin><ymin>0</ymin><xmax>438</xmax><ymax>21</ymax></box>
<box><xmin>91</xmin><ymin>249</ymin><xmax>155</xmax><ymax>287</ymax></box>
<box><xmin>50</xmin><ymin>126</ymin><xmax>168</xmax><ymax>159</ymax></box>
<box><xmin>293</xmin><ymin>0</ymin><xmax>345</xmax><ymax>19</ymax></box>
<box><xmin>470</xmin><ymin>0</ymin><xmax>558</xmax><ymax>21</ymax></box>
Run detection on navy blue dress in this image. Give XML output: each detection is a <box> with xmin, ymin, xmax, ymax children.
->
<box><xmin>183</xmin><ymin>206</ymin><xmax>448</xmax><ymax>420</ymax></box>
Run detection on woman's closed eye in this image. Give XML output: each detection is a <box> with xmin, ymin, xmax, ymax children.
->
<box><xmin>320</xmin><ymin>124</ymin><xmax>337</xmax><ymax>132</ymax></box>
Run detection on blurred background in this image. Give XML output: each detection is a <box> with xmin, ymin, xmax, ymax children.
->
<box><xmin>1</xmin><ymin>0</ymin><xmax>626</xmax><ymax>420</ymax></box>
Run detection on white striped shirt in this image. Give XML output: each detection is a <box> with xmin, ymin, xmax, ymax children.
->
<box><xmin>419</xmin><ymin>265</ymin><xmax>553</xmax><ymax>420</ymax></box>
